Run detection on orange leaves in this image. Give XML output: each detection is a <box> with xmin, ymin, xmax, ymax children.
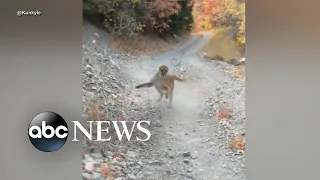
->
<box><xmin>149</xmin><ymin>0</ymin><xmax>181</xmax><ymax>32</ymax></box>
<box><xmin>100</xmin><ymin>163</ymin><xmax>112</xmax><ymax>179</ymax></box>
<box><xmin>203</xmin><ymin>0</ymin><xmax>219</xmax><ymax>14</ymax></box>
<box><xmin>228</xmin><ymin>136</ymin><xmax>246</xmax><ymax>151</ymax></box>
<box><xmin>217</xmin><ymin>101</ymin><xmax>231</xmax><ymax>119</ymax></box>
<box><xmin>192</xmin><ymin>0</ymin><xmax>219</xmax><ymax>31</ymax></box>
<box><xmin>216</xmin><ymin>111</ymin><xmax>230</xmax><ymax>119</ymax></box>
<box><xmin>233</xmin><ymin>70</ymin><xmax>244</xmax><ymax>78</ymax></box>
<box><xmin>231</xmin><ymin>65</ymin><xmax>245</xmax><ymax>79</ymax></box>
<box><xmin>112</xmin><ymin>153</ymin><xmax>121</xmax><ymax>158</ymax></box>
<box><xmin>151</xmin><ymin>0</ymin><xmax>181</xmax><ymax>12</ymax></box>
<box><xmin>101</xmin><ymin>166</ymin><xmax>111</xmax><ymax>176</ymax></box>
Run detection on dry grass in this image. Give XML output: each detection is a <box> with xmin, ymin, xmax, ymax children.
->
<box><xmin>201</xmin><ymin>27</ymin><xmax>241</xmax><ymax>62</ymax></box>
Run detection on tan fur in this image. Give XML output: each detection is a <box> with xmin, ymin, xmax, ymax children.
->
<box><xmin>135</xmin><ymin>65</ymin><xmax>184</xmax><ymax>107</ymax></box>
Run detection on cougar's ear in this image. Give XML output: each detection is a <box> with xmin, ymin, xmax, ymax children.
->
<box><xmin>159</xmin><ymin>65</ymin><xmax>166</xmax><ymax>70</ymax></box>
<box><xmin>164</xmin><ymin>66</ymin><xmax>168</xmax><ymax>73</ymax></box>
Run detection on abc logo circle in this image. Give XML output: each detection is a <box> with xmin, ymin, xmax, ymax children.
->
<box><xmin>28</xmin><ymin>111</ymin><xmax>68</xmax><ymax>152</ymax></box>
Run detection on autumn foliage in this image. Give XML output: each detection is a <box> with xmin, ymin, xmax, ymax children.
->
<box><xmin>192</xmin><ymin>0</ymin><xmax>245</xmax><ymax>53</ymax></box>
<box><xmin>83</xmin><ymin>0</ymin><xmax>194</xmax><ymax>39</ymax></box>
<box><xmin>149</xmin><ymin>0</ymin><xmax>181</xmax><ymax>33</ymax></box>
<box><xmin>83</xmin><ymin>0</ymin><xmax>245</xmax><ymax>54</ymax></box>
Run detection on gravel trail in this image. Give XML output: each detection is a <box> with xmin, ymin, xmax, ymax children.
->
<box><xmin>82</xmin><ymin>22</ymin><xmax>245</xmax><ymax>180</ymax></box>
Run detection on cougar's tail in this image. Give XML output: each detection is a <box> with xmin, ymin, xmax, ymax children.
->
<box><xmin>135</xmin><ymin>82</ymin><xmax>154</xmax><ymax>89</ymax></box>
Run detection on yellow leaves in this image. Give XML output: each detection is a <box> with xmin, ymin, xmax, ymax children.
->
<box><xmin>130</xmin><ymin>0</ymin><xmax>141</xmax><ymax>5</ymax></box>
<box><xmin>237</xmin><ymin>36</ymin><xmax>245</xmax><ymax>45</ymax></box>
<box><xmin>136</xmin><ymin>23</ymin><xmax>145</xmax><ymax>32</ymax></box>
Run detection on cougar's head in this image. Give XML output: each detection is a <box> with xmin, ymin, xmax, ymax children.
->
<box><xmin>158</xmin><ymin>65</ymin><xmax>169</xmax><ymax>77</ymax></box>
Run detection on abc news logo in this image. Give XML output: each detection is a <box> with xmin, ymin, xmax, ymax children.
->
<box><xmin>28</xmin><ymin>111</ymin><xmax>151</xmax><ymax>152</ymax></box>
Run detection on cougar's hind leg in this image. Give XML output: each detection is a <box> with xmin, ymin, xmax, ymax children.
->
<box><xmin>169</xmin><ymin>91</ymin><xmax>173</xmax><ymax>107</ymax></box>
<box><xmin>164</xmin><ymin>86</ymin><xmax>170</xmax><ymax>99</ymax></box>
<box><xmin>157</xmin><ymin>92</ymin><xmax>164</xmax><ymax>102</ymax></box>
<box><xmin>169</xmin><ymin>87</ymin><xmax>174</xmax><ymax>107</ymax></box>
<box><xmin>165</xmin><ymin>91</ymin><xmax>169</xmax><ymax>99</ymax></box>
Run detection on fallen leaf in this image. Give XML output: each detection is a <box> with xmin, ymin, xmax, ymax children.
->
<box><xmin>228</xmin><ymin>136</ymin><xmax>245</xmax><ymax>151</ymax></box>
<box><xmin>101</xmin><ymin>167</ymin><xmax>111</xmax><ymax>176</ymax></box>
<box><xmin>112</xmin><ymin>153</ymin><xmax>120</xmax><ymax>158</ymax></box>
<box><xmin>216</xmin><ymin>111</ymin><xmax>230</xmax><ymax>119</ymax></box>
<box><xmin>119</xmin><ymin>115</ymin><xmax>125</xmax><ymax>121</ymax></box>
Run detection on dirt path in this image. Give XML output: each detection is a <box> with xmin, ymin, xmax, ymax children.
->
<box><xmin>82</xmin><ymin>21</ymin><xmax>245</xmax><ymax>180</ymax></box>
<box><xmin>126</xmin><ymin>33</ymin><xmax>245</xmax><ymax>180</ymax></box>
